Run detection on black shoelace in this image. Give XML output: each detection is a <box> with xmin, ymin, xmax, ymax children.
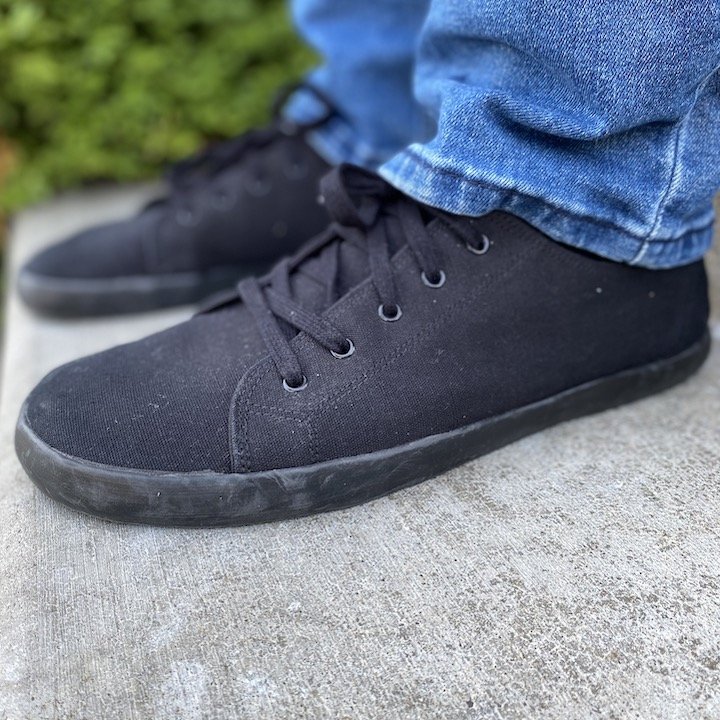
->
<box><xmin>238</xmin><ymin>165</ymin><xmax>487</xmax><ymax>391</ymax></box>
<box><xmin>147</xmin><ymin>83</ymin><xmax>334</xmax><ymax>220</ymax></box>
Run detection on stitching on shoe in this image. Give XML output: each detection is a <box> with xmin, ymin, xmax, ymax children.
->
<box><xmin>140</xmin><ymin>216</ymin><xmax>160</xmax><ymax>273</ymax></box>
<box><xmin>230</xmin><ymin>233</ymin><xmax>528</xmax><ymax>472</ymax></box>
<box><xmin>231</xmin><ymin>361</ymin><xmax>319</xmax><ymax>473</ymax></box>
<box><xmin>231</xmin><ymin>362</ymin><xmax>267</xmax><ymax>473</ymax></box>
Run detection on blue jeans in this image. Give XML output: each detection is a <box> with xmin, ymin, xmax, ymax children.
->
<box><xmin>287</xmin><ymin>0</ymin><xmax>720</xmax><ymax>269</ymax></box>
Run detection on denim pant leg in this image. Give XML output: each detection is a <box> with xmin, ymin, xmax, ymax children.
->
<box><xmin>380</xmin><ymin>0</ymin><xmax>720</xmax><ymax>269</ymax></box>
<box><xmin>286</xmin><ymin>0</ymin><xmax>431</xmax><ymax>168</ymax></box>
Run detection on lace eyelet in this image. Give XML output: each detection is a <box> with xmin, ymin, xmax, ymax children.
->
<box><xmin>282</xmin><ymin>375</ymin><xmax>308</xmax><ymax>392</ymax></box>
<box><xmin>245</xmin><ymin>176</ymin><xmax>272</xmax><ymax>197</ymax></box>
<box><xmin>421</xmin><ymin>270</ymin><xmax>446</xmax><ymax>288</ymax></box>
<box><xmin>211</xmin><ymin>188</ymin><xmax>236</xmax><ymax>211</ymax></box>
<box><xmin>378</xmin><ymin>303</ymin><xmax>402</xmax><ymax>322</ymax></box>
<box><xmin>330</xmin><ymin>338</ymin><xmax>355</xmax><ymax>359</ymax></box>
<box><xmin>176</xmin><ymin>208</ymin><xmax>200</xmax><ymax>227</ymax></box>
<box><xmin>284</xmin><ymin>160</ymin><xmax>308</xmax><ymax>180</ymax></box>
<box><xmin>466</xmin><ymin>233</ymin><xmax>490</xmax><ymax>255</ymax></box>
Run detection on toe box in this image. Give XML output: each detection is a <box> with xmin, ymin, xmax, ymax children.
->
<box><xmin>22</xmin><ymin>214</ymin><xmax>155</xmax><ymax>281</ymax></box>
<box><xmin>21</xmin><ymin>306</ymin><xmax>267</xmax><ymax>473</ymax></box>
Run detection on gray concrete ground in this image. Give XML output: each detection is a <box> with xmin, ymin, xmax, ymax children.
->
<box><xmin>1</xmin><ymin>186</ymin><xmax>719</xmax><ymax>720</ymax></box>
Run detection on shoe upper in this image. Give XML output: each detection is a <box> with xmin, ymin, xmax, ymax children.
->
<box><xmin>22</xmin><ymin>166</ymin><xmax>710</xmax><ymax>474</ymax></box>
<box><xmin>23</xmin><ymin>113</ymin><xmax>331</xmax><ymax>282</ymax></box>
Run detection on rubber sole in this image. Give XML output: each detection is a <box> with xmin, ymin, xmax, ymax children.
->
<box><xmin>15</xmin><ymin>329</ymin><xmax>711</xmax><ymax>527</ymax></box>
<box><xmin>17</xmin><ymin>264</ymin><xmax>269</xmax><ymax>317</ymax></box>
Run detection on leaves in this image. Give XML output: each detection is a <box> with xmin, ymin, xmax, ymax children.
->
<box><xmin>0</xmin><ymin>0</ymin><xmax>315</xmax><ymax>210</ymax></box>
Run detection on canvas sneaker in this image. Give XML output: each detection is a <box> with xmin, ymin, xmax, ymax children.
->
<box><xmin>18</xmin><ymin>86</ymin><xmax>333</xmax><ymax>316</ymax></box>
<box><xmin>15</xmin><ymin>166</ymin><xmax>711</xmax><ymax>525</ymax></box>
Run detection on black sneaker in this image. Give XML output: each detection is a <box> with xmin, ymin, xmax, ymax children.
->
<box><xmin>18</xmin><ymin>87</ymin><xmax>332</xmax><ymax>317</ymax></box>
<box><xmin>15</xmin><ymin>166</ymin><xmax>711</xmax><ymax>526</ymax></box>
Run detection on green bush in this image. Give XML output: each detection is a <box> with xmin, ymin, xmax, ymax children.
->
<box><xmin>0</xmin><ymin>0</ymin><xmax>315</xmax><ymax>211</ymax></box>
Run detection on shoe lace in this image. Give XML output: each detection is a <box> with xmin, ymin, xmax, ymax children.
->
<box><xmin>145</xmin><ymin>83</ymin><xmax>333</xmax><ymax>216</ymax></box>
<box><xmin>237</xmin><ymin>165</ymin><xmax>469</xmax><ymax>389</ymax></box>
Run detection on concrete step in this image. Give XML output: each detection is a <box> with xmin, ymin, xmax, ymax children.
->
<box><xmin>1</xmin><ymin>187</ymin><xmax>719</xmax><ymax>719</ymax></box>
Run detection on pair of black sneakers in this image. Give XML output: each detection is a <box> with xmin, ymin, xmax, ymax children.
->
<box><xmin>15</xmin><ymin>93</ymin><xmax>711</xmax><ymax>527</ymax></box>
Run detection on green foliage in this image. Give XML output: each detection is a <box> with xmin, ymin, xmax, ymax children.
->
<box><xmin>0</xmin><ymin>0</ymin><xmax>314</xmax><ymax>210</ymax></box>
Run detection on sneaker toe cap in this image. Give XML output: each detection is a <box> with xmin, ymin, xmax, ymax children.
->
<box><xmin>20</xmin><ymin>309</ymin><xmax>266</xmax><ymax>474</ymax></box>
<box><xmin>22</xmin><ymin>216</ymin><xmax>152</xmax><ymax>281</ymax></box>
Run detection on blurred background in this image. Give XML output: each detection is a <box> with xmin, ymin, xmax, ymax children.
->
<box><xmin>0</xmin><ymin>0</ymin><xmax>314</xmax><ymax>214</ymax></box>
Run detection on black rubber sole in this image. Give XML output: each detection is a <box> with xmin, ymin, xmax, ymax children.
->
<box><xmin>17</xmin><ymin>264</ymin><xmax>268</xmax><ymax>318</ymax></box>
<box><xmin>15</xmin><ymin>330</ymin><xmax>711</xmax><ymax>527</ymax></box>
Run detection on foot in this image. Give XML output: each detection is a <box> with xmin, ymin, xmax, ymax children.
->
<box><xmin>15</xmin><ymin>166</ymin><xmax>710</xmax><ymax>526</ymax></box>
<box><xmin>18</xmin><ymin>87</ymin><xmax>332</xmax><ymax>317</ymax></box>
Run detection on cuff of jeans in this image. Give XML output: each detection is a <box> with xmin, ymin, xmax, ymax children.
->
<box><xmin>380</xmin><ymin>148</ymin><xmax>713</xmax><ymax>270</ymax></box>
<box><xmin>284</xmin><ymin>86</ymin><xmax>387</xmax><ymax>170</ymax></box>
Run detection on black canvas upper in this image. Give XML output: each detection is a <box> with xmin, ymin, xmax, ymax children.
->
<box><xmin>23</xmin><ymin>100</ymin><xmax>331</xmax><ymax>282</ymax></box>
<box><xmin>23</xmin><ymin>166</ymin><xmax>709</xmax><ymax>474</ymax></box>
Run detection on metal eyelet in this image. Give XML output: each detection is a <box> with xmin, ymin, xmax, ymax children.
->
<box><xmin>330</xmin><ymin>338</ymin><xmax>355</xmax><ymax>359</ymax></box>
<box><xmin>378</xmin><ymin>303</ymin><xmax>402</xmax><ymax>322</ymax></box>
<box><xmin>284</xmin><ymin>160</ymin><xmax>308</xmax><ymax>180</ymax></box>
<box><xmin>421</xmin><ymin>270</ymin><xmax>446</xmax><ymax>288</ymax></box>
<box><xmin>176</xmin><ymin>208</ymin><xmax>200</xmax><ymax>227</ymax></box>
<box><xmin>283</xmin><ymin>375</ymin><xmax>308</xmax><ymax>392</ymax></box>
<box><xmin>245</xmin><ymin>176</ymin><xmax>272</xmax><ymax>197</ymax></box>
<box><xmin>466</xmin><ymin>233</ymin><xmax>490</xmax><ymax>255</ymax></box>
<box><xmin>211</xmin><ymin>188</ymin><xmax>236</xmax><ymax>211</ymax></box>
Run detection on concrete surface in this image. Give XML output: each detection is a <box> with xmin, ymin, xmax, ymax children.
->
<box><xmin>0</xmin><ymin>186</ymin><xmax>719</xmax><ymax>720</ymax></box>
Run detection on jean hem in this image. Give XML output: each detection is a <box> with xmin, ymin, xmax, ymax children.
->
<box><xmin>380</xmin><ymin>150</ymin><xmax>713</xmax><ymax>269</ymax></box>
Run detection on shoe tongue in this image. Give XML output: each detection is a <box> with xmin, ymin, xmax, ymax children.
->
<box><xmin>284</xmin><ymin>236</ymin><xmax>368</xmax><ymax>314</ymax></box>
<box><xmin>148</xmin><ymin>128</ymin><xmax>294</xmax><ymax>215</ymax></box>
<box><xmin>284</xmin><ymin>214</ymin><xmax>407</xmax><ymax>314</ymax></box>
